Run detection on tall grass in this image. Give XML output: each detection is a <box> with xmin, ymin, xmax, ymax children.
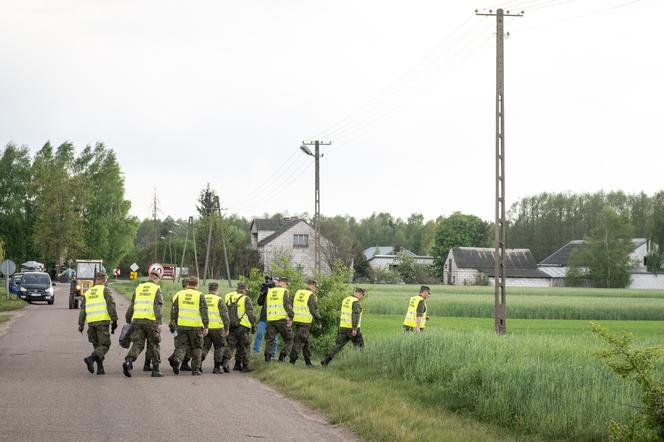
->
<box><xmin>334</xmin><ymin>329</ymin><xmax>649</xmax><ymax>440</ymax></box>
<box><xmin>363</xmin><ymin>284</ymin><xmax>664</xmax><ymax>320</ymax></box>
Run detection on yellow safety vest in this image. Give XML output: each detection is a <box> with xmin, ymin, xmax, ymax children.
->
<box><xmin>176</xmin><ymin>289</ymin><xmax>204</xmax><ymax>327</ymax></box>
<box><xmin>205</xmin><ymin>293</ymin><xmax>224</xmax><ymax>329</ymax></box>
<box><xmin>84</xmin><ymin>285</ymin><xmax>111</xmax><ymax>323</ymax></box>
<box><xmin>293</xmin><ymin>289</ymin><xmax>314</xmax><ymax>324</ymax></box>
<box><xmin>266</xmin><ymin>287</ymin><xmax>288</xmax><ymax>321</ymax></box>
<box><xmin>224</xmin><ymin>291</ymin><xmax>237</xmax><ymax>304</ymax></box>
<box><xmin>403</xmin><ymin>295</ymin><xmax>427</xmax><ymax>328</ymax></box>
<box><xmin>132</xmin><ymin>282</ymin><xmax>159</xmax><ymax>321</ymax></box>
<box><xmin>339</xmin><ymin>295</ymin><xmax>362</xmax><ymax>329</ymax></box>
<box><xmin>235</xmin><ymin>294</ymin><xmax>252</xmax><ymax>329</ymax></box>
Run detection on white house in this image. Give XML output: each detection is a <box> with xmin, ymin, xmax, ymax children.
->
<box><xmin>250</xmin><ymin>218</ymin><xmax>332</xmax><ymax>275</ymax></box>
<box><xmin>443</xmin><ymin>247</ymin><xmax>552</xmax><ymax>287</ymax></box>
<box><xmin>538</xmin><ymin>238</ymin><xmax>664</xmax><ymax>289</ymax></box>
<box><xmin>363</xmin><ymin>246</ymin><xmax>434</xmax><ymax>271</ymax></box>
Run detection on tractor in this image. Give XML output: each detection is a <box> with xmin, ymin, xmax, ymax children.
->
<box><xmin>69</xmin><ymin>259</ymin><xmax>105</xmax><ymax>309</ymax></box>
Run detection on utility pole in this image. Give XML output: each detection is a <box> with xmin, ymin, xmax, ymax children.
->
<box><xmin>301</xmin><ymin>140</ymin><xmax>331</xmax><ymax>273</ymax></box>
<box><xmin>203</xmin><ymin>207</ymin><xmax>214</xmax><ymax>286</ymax></box>
<box><xmin>475</xmin><ymin>7</ymin><xmax>523</xmax><ymax>336</ymax></box>
<box><xmin>152</xmin><ymin>188</ymin><xmax>158</xmax><ymax>264</ymax></box>
<box><xmin>191</xmin><ymin>216</ymin><xmax>200</xmax><ymax>279</ymax></box>
<box><xmin>179</xmin><ymin>217</ymin><xmax>190</xmax><ymax>282</ymax></box>
<box><xmin>215</xmin><ymin>196</ymin><xmax>233</xmax><ymax>288</ymax></box>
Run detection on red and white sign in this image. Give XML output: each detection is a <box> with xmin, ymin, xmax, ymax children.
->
<box><xmin>162</xmin><ymin>264</ymin><xmax>176</xmax><ymax>280</ymax></box>
<box><xmin>113</xmin><ymin>268</ymin><xmax>121</xmax><ymax>277</ymax></box>
<box><xmin>147</xmin><ymin>263</ymin><xmax>164</xmax><ymax>277</ymax></box>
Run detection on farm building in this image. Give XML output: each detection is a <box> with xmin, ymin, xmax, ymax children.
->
<box><xmin>538</xmin><ymin>238</ymin><xmax>664</xmax><ymax>289</ymax></box>
<box><xmin>250</xmin><ymin>218</ymin><xmax>332</xmax><ymax>275</ymax></box>
<box><xmin>363</xmin><ymin>246</ymin><xmax>434</xmax><ymax>271</ymax></box>
<box><xmin>443</xmin><ymin>247</ymin><xmax>552</xmax><ymax>287</ymax></box>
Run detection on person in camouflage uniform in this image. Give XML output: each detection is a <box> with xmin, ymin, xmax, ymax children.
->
<box><xmin>226</xmin><ymin>282</ymin><xmax>257</xmax><ymax>372</ymax></box>
<box><xmin>169</xmin><ymin>276</ymin><xmax>209</xmax><ymax>376</ymax></box>
<box><xmin>402</xmin><ymin>286</ymin><xmax>431</xmax><ymax>332</ymax></box>
<box><xmin>170</xmin><ymin>279</ymin><xmax>193</xmax><ymax>372</ymax></box>
<box><xmin>202</xmin><ymin>282</ymin><xmax>230</xmax><ymax>373</ymax></box>
<box><xmin>78</xmin><ymin>272</ymin><xmax>118</xmax><ymax>375</ymax></box>
<box><xmin>321</xmin><ymin>288</ymin><xmax>365</xmax><ymax>366</ymax></box>
<box><xmin>123</xmin><ymin>269</ymin><xmax>164</xmax><ymax>378</ymax></box>
<box><xmin>289</xmin><ymin>280</ymin><xmax>321</xmax><ymax>366</ymax></box>
<box><xmin>264</xmin><ymin>277</ymin><xmax>294</xmax><ymax>363</ymax></box>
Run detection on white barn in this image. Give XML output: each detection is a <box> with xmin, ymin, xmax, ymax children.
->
<box><xmin>363</xmin><ymin>246</ymin><xmax>434</xmax><ymax>271</ymax></box>
<box><xmin>250</xmin><ymin>218</ymin><xmax>332</xmax><ymax>275</ymax></box>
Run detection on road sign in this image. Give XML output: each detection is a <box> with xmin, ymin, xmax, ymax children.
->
<box><xmin>129</xmin><ymin>263</ymin><xmax>139</xmax><ymax>272</ymax></box>
<box><xmin>114</xmin><ymin>268</ymin><xmax>121</xmax><ymax>277</ymax></box>
<box><xmin>1</xmin><ymin>259</ymin><xmax>16</xmax><ymax>276</ymax></box>
<box><xmin>129</xmin><ymin>272</ymin><xmax>138</xmax><ymax>280</ymax></box>
<box><xmin>162</xmin><ymin>264</ymin><xmax>176</xmax><ymax>281</ymax></box>
<box><xmin>147</xmin><ymin>263</ymin><xmax>164</xmax><ymax>277</ymax></box>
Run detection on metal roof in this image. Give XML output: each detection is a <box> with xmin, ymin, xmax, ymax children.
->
<box><xmin>257</xmin><ymin>219</ymin><xmax>308</xmax><ymax>246</ymax></box>
<box><xmin>540</xmin><ymin>238</ymin><xmax>647</xmax><ymax>267</ymax></box>
<box><xmin>452</xmin><ymin>247</ymin><xmax>550</xmax><ymax>278</ymax></box>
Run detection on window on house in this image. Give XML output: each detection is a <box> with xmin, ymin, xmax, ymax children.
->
<box><xmin>293</xmin><ymin>234</ymin><xmax>309</xmax><ymax>247</ymax></box>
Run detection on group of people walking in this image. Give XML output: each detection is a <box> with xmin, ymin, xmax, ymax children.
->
<box><xmin>77</xmin><ymin>269</ymin><xmax>432</xmax><ymax>376</ymax></box>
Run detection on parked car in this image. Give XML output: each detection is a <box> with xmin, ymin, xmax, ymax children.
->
<box><xmin>9</xmin><ymin>273</ymin><xmax>23</xmax><ymax>295</ymax></box>
<box><xmin>18</xmin><ymin>272</ymin><xmax>55</xmax><ymax>305</ymax></box>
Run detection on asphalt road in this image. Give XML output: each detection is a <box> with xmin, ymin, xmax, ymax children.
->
<box><xmin>0</xmin><ymin>285</ymin><xmax>358</xmax><ymax>441</ymax></box>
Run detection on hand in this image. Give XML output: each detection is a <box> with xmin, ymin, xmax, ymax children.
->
<box><xmin>202</xmin><ymin>328</ymin><xmax>209</xmax><ymax>337</ymax></box>
<box><xmin>351</xmin><ymin>329</ymin><xmax>357</xmax><ymax>337</ymax></box>
<box><xmin>315</xmin><ymin>322</ymin><xmax>322</xmax><ymax>330</ymax></box>
<box><xmin>286</xmin><ymin>318</ymin><xmax>292</xmax><ymax>328</ymax></box>
<box><xmin>78</xmin><ymin>325</ymin><xmax>84</xmax><ymax>334</ymax></box>
<box><xmin>111</xmin><ymin>321</ymin><xmax>118</xmax><ymax>334</ymax></box>
<box><xmin>224</xmin><ymin>330</ymin><xmax>229</xmax><ymax>337</ymax></box>
<box><xmin>154</xmin><ymin>323</ymin><xmax>162</xmax><ymax>332</ymax></box>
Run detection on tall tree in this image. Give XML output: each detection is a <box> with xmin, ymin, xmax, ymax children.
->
<box><xmin>431</xmin><ymin>212</ymin><xmax>490</xmax><ymax>277</ymax></box>
<box><xmin>568</xmin><ymin>206</ymin><xmax>636</xmax><ymax>288</ymax></box>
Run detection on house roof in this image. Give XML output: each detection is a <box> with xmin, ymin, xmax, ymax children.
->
<box><xmin>452</xmin><ymin>247</ymin><xmax>549</xmax><ymax>278</ymax></box>
<box><xmin>363</xmin><ymin>247</ymin><xmax>422</xmax><ymax>260</ymax></box>
<box><xmin>257</xmin><ymin>218</ymin><xmax>308</xmax><ymax>247</ymax></box>
<box><xmin>540</xmin><ymin>238</ymin><xmax>647</xmax><ymax>267</ymax></box>
<box><xmin>251</xmin><ymin>218</ymin><xmax>289</xmax><ymax>233</ymax></box>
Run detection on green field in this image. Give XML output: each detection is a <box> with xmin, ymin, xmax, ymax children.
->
<box><xmin>0</xmin><ymin>286</ymin><xmax>26</xmax><ymax>324</ymax></box>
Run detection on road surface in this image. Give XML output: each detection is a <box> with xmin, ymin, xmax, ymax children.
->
<box><xmin>0</xmin><ymin>284</ymin><xmax>358</xmax><ymax>441</ymax></box>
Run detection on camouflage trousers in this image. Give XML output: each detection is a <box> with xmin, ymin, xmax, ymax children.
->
<box><xmin>289</xmin><ymin>323</ymin><xmax>312</xmax><ymax>362</ymax></box>
<box><xmin>87</xmin><ymin>323</ymin><xmax>111</xmax><ymax>361</ymax></box>
<box><xmin>174</xmin><ymin>328</ymin><xmax>204</xmax><ymax>370</ymax></box>
<box><xmin>202</xmin><ymin>329</ymin><xmax>227</xmax><ymax>364</ymax></box>
<box><xmin>227</xmin><ymin>326</ymin><xmax>252</xmax><ymax>369</ymax></box>
<box><xmin>127</xmin><ymin>322</ymin><xmax>161</xmax><ymax>365</ymax></box>
<box><xmin>326</xmin><ymin>328</ymin><xmax>364</xmax><ymax>360</ymax></box>
<box><xmin>265</xmin><ymin>319</ymin><xmax>293</xmax><ymax>359</ymax></box>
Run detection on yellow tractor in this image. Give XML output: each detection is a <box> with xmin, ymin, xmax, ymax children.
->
<box><xmin>69</xmin><ymin>259</ymin><xmax>105</xmax><ymax>309</ymax></box>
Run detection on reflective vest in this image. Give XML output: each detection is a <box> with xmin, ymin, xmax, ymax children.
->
<box><xmin>205</xmin><ymin>293</ymin><xmax>224</xmax><ymax>329</ymax></box>
<box><xmin>293</xmin><ymin>289</ymin><xmax>314</xmax><ymax>324</ymax></box>
<box><xmin>176</xmin><ymin>289</ymin><xmax>204</xmax><ymax>327</ymax></box>
<box><xmin>132</xmin><ymin>282</ymin><xmax>159</xmax><ymax>321</ymax></box>
<box><xmin>403</xmin><ymin>295</ymin><xmax>427</xmax><ymax>328</ymax></box>
<box><xmin>266</xmin><ymin>287</ymin><xmax>288</xmax><ymax>321</ymax></box>
<box><xmin>339</xmin><ymin>295</ymin><xmax>362</xmax><ymax>329</ymax></box>
<box><xmin>224</xmin><ymin>291</ymin><xmax>237</xmax><ymax>304</ymax></box>
<box><xmin>84</xmin><ymin>285</ymin><xmax>111</xmax><ymax>323</ymax></box>
<box><xmin>236</xmin><ymin>294</ymin><xmax>252</xmax><ymax>329</ymax></box>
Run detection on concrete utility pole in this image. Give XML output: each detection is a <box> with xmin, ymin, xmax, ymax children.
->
<box><xmin>301</xmin><ymin>140</ymin><xmax>331</xmax><ymax>272</ymax></box>
<box><xmin>179</xmin><ymin>217</ymin><xmax>191</xmax><ymax>281</ymax></box>
<box><xmin>152</xmin><ymin>189</ymin><xmax>158</xmax><ymax>264</ymax></box>
<box><xmin>191</xmin><ymin>216</ymin><xmax>200</xmax><ymax>278</ymax></box>
<box><xmin>475</xmin><ymin>7</ymin><xmax>523</xmax><ymax>336</ymax></box>
<box><xmin>214</xmin><ymin>196</ymin><xmax>233</xmax><ymax>289</ymax></box>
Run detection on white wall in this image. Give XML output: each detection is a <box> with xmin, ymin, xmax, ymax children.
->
<box><xmin>488</xmin><ymin>277</ymin><xmax>552</xmax><ymax>288</ymax></box>
<box><xmin>630</xmin><ymin>273</ymin><xmax>664</xmax><ymax>289</ymax></box>
<box><xmin>258</xmin><ymin>221</ymin><xmax>331</xmax><ymax>275</ymax></box>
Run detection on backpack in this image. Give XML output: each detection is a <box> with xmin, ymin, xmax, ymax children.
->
<box><xmin>228</xmin><ymin>294</ymin><xmax>247</xmax><ymax>327</ymax></box>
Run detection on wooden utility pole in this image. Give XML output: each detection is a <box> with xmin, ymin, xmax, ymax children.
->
<box><xmin>475</xmin><ymin>7</ymin><xmax>523</xmax><ymax>335</ymax></box>
<box><xmin>214</xmin><ymin>196</ymin><xmax>233</xmax><ymax>288</ymax></box>
<box><xmin>301</xmin><ymin>140</ymin><xmax>331</xmax><ymax>272</ymax></box>
<box><xmin>191</xmin><ymin>216</ymin><xmax>200</xmax><ymax>278</ymax></box>
<box><xmin>152</xmin><ymin>189</ymin><xmax>158</xmax><ymax>264</ymax></box>
<box><xmin>179</xmin><ymin>217</ymin><xmax>191</xmax><ymax>281</ymax></box>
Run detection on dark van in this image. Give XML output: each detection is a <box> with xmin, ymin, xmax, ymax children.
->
<box><xmin>18</xmin><ymin>272</ymin><xmax>55</xmax><ymax>305</ymax></box>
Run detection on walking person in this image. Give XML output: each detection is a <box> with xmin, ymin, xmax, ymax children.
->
<box><xmin>289</xmin><ymin>280</ymin><xmax>321</xmax><ymax>366</ymax></box>
<box><xmin>226</xmin><ymin>282</ymin><xmax>257</xmax><ymax>372</ymax></box>
<box><xmin>253</xmin><ymin>276</ymin><xmax>279</xmax><ymax>357</ymax></box>
<box><xmin>202</xmin><ymin>282</ymin><xmax>230</xmax><ymax>373</ymax></box>
<box><xmin>169</xmin><ymin>276</ymin><xmax>209</xmax><ymax>376</ymax></box>
<box><xmin>403</xmin><ymin>286</ymin><xmax>431</xmax><ymax>332</ymax></box>
<box><xmin>321</xmin><ymin>288</ymin><xmax>365</xmax><ymax>366</ymax></box>
<box><xmin>78</xmin><ymin>271</ymin><xmax>117</xmax><ymax>375</ymax></box>
<box><xmin>264</xmin><ymin>277</ymin><xmax>294</xmax><ymax>363</ymax></box>
<box><xmin>123</xmin><ymin>269</ymin><xmax>164</xmax><ymax>377</ymax></box>
<box><xmin>171</xmin><ymin>279</ymin><xmax>193</xmax><ymax>372</ymax></box>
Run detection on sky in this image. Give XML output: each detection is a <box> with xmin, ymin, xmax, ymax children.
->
<box><xmin>1</xmin><ymin>0</ymin><xmax>662</xmax><ymax>223</ymax></box>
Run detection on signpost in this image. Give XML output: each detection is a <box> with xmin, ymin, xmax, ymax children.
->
<box><xmin>113</xmin><ymin>268</ymin><xmax>121</xmax><ymax>279</ymax></box>
<box><xmin>161</xmin><ymin>264</ymin><xmax>176</xmax><ymax>282</ymax></box>
<box><xmin>1</xmin><ymin>259</ymin><xmax>17</xmax><ymax>299</ymax></box>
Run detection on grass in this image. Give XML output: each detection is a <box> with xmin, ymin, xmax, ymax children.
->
<box><xmin>361</xmin><ymin>284</ymin><xmax>664</xmax><ymax>320</ymax></box>
<box><xmin>0</xmin><ymin>285</ymin><xmax>27</xmax><ymax>324</ymax></box>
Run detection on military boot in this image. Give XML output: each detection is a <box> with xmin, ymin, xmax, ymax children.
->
<box><xmin>122</xmin><ymin>358</ymin><xmax>134</xmax><ymax>377</ymax></box>
<box><xmin>304</xmin><ymin>356</ymin><xmax>313</xmax><ymax>367</ymax></box>
<box><xmin>168</xmin><ymin>355</ymin><xmax>180</xmax><ymax>375</ymax></box>
<box><xmin>277</xmin><ymin>353</ymin><xmax>285</xmax><ymax>363</ymax></box>
<box><xmin>180</xmin><ymin>359</ymin><xmax>192</xmax><ymax>372</ymax></box>
<box><xmin>233</xmin><ymin>360</ymin><xmax>243</xmax><ymax>370</ymax></box>
<box><xmin>143</xmin><ymin>362</ymin><xmax>152</xmax><ymax>372</ymax></box>
<box><xmin>321</xmin><ymin>356</ymin><xmax>331</xmax><ymax>367</ymax></box>
<box><xmin>151</xmin><ymin>364</ymin><xmax>162</xmax><ymax>378</ymax></box>
<box><xmin>264</xmin><ymin>354</ymin><xmax>272</xmax><ymax>364</ymax></box>
<box><xmin>84</xmin><ymin>353</ymin><xmax>96</xmax><ymax>374</ymax></box>
<box><xmin>96</xmin><ymin>358</ymin><xmax>106</xmax><ymax>375</ymax></box>
<box><xmin>222</xmin><ymin>360</ymin><xmax>230</xmax><ymax>373</ymax></box>
<box><xmin>241</xmin><ymin>365</ymin><xmax>254</xmax><ymax>373</ymax></box>
<box><xmin>212</xmin><ymin>362</ymin><xmax>222</xmax><ymax>374</ymax></box>
<box><xmin>192</xmin><ymin>369</ymin><xmax>202</xmax><ymax>376</ymax></box>
<box><xmin>289</xmin><ymin>354</ymin><xmax>297</xmax><ymax>364</ymax></box>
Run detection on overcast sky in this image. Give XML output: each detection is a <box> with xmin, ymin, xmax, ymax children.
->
<box><xmin>1</xmin><ymin>0</ymin><xmax>662</xmax><ymax>223</ymax></box>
